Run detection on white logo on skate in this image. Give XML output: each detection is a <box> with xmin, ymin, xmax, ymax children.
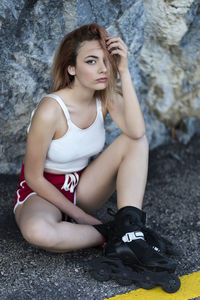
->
<box><xmin>122</xmin><ymin>231</ymin><xmax>145</xmax><ymax>243</ymax></box>
<box><xmin>152</xmin><ymin>246</ymin><xmax>160</xmax><ymax>252</ymax></box>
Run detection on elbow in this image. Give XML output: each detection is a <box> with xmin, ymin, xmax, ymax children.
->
<box><xmin>132</xmin><ymin>131</ymin><xmax>146</xmax><ymax>140</ymax></box>
<box><xmin>129</xmin><ymin>126</ymin><xmax>146</xmax><ymax>140</ymax></box>
<box><xmin>24</xmin><ymin>167</ymin><xmax>32</xmax><ymax>186</ymax></box>
<box><xmin>130</xmin><ymin>133</ymin><xmax>149</xmax><ymax>152</ymax></box>
<box><xmin>24</xmin><ymin>168</ymin><xmax>43</xmax><ymax>190</ymax></box>
<box><xmin>24</xmin><ymin>165</ymin><xmax>33</xmax><ymax>185</ymax></box>
<box><xmin>126</xmin><ymin>131</ymin><xmax>148</xmax><ymax>145</ymax></box>
<box><xmin>24</xmin><ymin>173</ymin><xmax>36</xmax><ymax>190</ymax></box>
<box><xmin>125</xmin><ymin>121</ymin><xmax>146</xmax><ymax>140</ymax></box>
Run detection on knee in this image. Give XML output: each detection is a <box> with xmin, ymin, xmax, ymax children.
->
<box><xmin>21</xmin><ymin>220</ymin><xmax>55</xmax><ymax>249</ymax></box>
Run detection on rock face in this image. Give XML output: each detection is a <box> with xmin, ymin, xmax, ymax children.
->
<box><xmin>141</xmin><ymin>0</ymin><xmax>200</xmax><ymax>144</ymax></box>
<box><xmin>1</xmin><ymin>0</ymin><xmax>77</xmax><ymax>173</ymax></box>
<box><xmin>0</xmin><ymin>0</ymin><xmax>200</xmax><ymax>174</ymax></box>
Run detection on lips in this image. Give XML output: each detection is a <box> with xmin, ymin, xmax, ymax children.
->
<box><xmin>96</xmin><ymin>78</ymin><xmax>107</xmax><ymax>83</ymax></box>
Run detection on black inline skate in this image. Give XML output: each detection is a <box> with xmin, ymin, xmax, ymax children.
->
<box><xmin>89</xmin><ymin>206</ymin><xmax>181</xmax><ymax>293</ymax></box>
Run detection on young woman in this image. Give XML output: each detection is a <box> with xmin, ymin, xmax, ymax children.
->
<box><xmin>13</xmin><ymin>24</ymin><xmax>181</xmax><ymax>292</ymax></box>
<box><xmin>14</xmin><ymin>23</ymin><xmax>149</xmax><ymax>252</ymax></box>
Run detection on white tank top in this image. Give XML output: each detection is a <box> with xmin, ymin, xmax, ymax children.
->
<box><xmin>28</xmin><ymin>94</ymin><xmax>106</xmax><ymax>173</ymax></box>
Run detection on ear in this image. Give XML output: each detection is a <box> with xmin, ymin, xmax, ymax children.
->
<box><xmin>67</xmin><ymin>65</ymin><xmax>76</xmax><ymax>76</ymax></box>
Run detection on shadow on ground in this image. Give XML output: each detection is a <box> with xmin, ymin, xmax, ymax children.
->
<box><xmin>0</xmin><ymin>135</ymin><xmax>200</xmax><ymax>299</ymax></box>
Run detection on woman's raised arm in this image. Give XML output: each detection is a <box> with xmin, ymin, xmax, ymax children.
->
<box><xmin>106</xmin><ymin>36</ymin><xmax>146</xmax><ymax>139</ymax></box>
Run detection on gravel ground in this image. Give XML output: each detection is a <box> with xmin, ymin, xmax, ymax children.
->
<box><xmin>0</xmin><ymin>134</ymin><xmax>200</xmax><ymax>300</ymax></box>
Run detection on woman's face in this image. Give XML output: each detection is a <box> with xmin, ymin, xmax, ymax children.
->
<box><xmin>68</xmin><ymin>40</ymin><xmax>110</xmax><ymax>91</ymax></box>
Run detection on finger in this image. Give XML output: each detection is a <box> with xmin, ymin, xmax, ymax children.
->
<box><xmin>108</xmin><ymin>43</ymin><xmax>128</xmax><ymax>58</ymax></box>
<box><xmin>106</xmin><ymin>37</ymin><xmax>121</xmax><ymax>46</ymax></box>
<box><xmin>110</xmin><ymin>48</ymin><xmax>126</xmax><ymax>57</ymax></box>
<box><xmin>106</xmin><ymin>36</ymin><xmax>128</xmax><ymax>49</ymax></box>
<box><xmin>107</xmin><ymin>41</ymin><xmax>127</xmax><ymax>52</ymax></box>
<box><xmin>107</xmin><ymin>42</ymin><xmax>128</xmax><ymax>55</ymax></box>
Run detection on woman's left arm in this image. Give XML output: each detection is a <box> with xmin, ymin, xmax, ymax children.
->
<box><xmin>106</xmin><ymin>36</ymin><xmax>146</xmax><ymax>139</ymax></box>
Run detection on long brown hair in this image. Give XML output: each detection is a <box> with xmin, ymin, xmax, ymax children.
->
<box><xmin>51</xmin><ymin>23</ymin><xmax>119</xmax><ymax>106</ymax></box>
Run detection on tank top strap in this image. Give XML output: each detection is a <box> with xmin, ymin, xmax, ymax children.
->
<box><xmin>47</xmin><ymin>94</ymin><xmax>71</xmax><ymax>121</ymax></box>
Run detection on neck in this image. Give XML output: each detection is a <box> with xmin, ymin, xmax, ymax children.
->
<box><xmin>65</xmin><ymin>84</ymin><xmax>95</xmax><ymax>106</ymax></box>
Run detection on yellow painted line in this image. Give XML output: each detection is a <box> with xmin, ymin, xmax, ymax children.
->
<box><xmin>105</xmin><ymin>270</ymin><xmax>200</xmax><ymax>300</ymax></box>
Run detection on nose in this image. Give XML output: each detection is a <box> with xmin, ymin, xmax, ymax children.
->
<box><xmin>98</xmin><ymin>61</ymin><xmax>107</xmax><ymax>73</ymax></box>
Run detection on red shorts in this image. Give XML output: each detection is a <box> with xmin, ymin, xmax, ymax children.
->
<box><xmin>14</xmin><ymin>164</ymin><xmax>84</xmax><ymax>214</ymax></box>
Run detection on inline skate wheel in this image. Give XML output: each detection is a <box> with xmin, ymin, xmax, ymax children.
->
<box><xmin>90</xmin><ymin>263</ymin><xmax>111</xmax><ymax>282</ymax></box>
<box><xmin>116</xmin><ymin>270</ymin><xmax>133</xmax><ymax>286</ymax></box>
<box><xmin>162</xmin><ymin>274</ymin><xmax>181</xmax><ymax>293</ymax></box>
<box><xmin>139</xmin><ymin>282</ymin><xmax>156</xmax><ymax>290</ymax></box>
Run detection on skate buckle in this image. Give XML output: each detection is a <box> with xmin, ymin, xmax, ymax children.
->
<box><xmin>122</xmin><ymin>231</ymin><xmax>145</xmax><ymax>243</ymax></box>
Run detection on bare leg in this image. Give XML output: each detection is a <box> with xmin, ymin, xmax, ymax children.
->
<box><xmin>15</xmin><ymin>196</ymin><xmax>102</xmax><ymax>252</ymax></box>
<box><xmin>15</xmin><ymin>134</ymin><xmax>148</xmax><ymax>252</ymax></box>
<box><xmin>76</xmin><ymin>134</ymin><xmax>149</xmax><ymax>212</ymax></box>
<box><xmin>116</xmin><ymin>135</ymin><xmax>149</xmax><ymax>209</ymax></box>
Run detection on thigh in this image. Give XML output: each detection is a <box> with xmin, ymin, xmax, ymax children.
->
<box><xmin>15</xmin><ymin>194</ymin><xmax>62</xmax><ymax>230</ymax></box>
<box><xmin>76</xmin><ymin>134</ymin><xmax>128</xmax><ymax>212</ymax></box>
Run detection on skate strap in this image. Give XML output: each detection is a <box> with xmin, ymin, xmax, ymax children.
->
<box><xmin>122</xmin><ymin>231</ymin><xmax>145</xmax><ymax>243</ymax></box>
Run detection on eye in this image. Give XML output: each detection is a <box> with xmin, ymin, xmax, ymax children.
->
<box><xmin>86</xmin><ymin>60</ymin><xmax>96</xmax><ymax>65</ymax></box>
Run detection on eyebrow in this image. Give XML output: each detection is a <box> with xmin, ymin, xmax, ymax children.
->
<box><xmin>84</xmin><ymin>55</ymin><xmax>99</xmax><ymax>59</ymax></box>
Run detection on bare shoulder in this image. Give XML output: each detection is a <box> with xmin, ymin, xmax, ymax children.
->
<box><xmin>33</xmin><ymin>96</ymin><xmax>62</xmax><ymax>123</ymax></box>
<box><xmin>27</xmin><ymin>97</ymin><xmax>64</xmax><ymax>137</ymax></box>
